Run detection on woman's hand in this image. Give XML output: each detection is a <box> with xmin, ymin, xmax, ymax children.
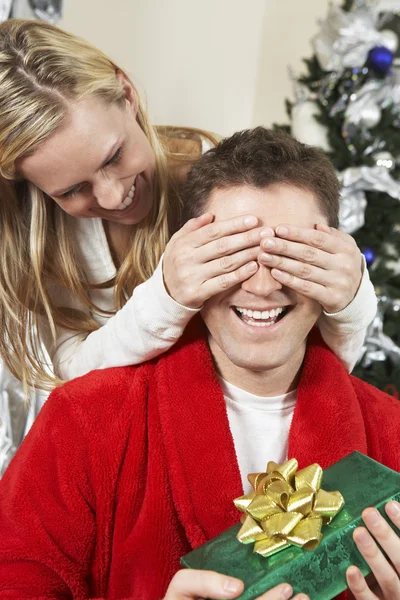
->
<box><xmin>163</xmin><ymin>213</ymin><xmax>264</xmax><ymax>308</ymax></box>
<box><xmin>258</xmin><ymin>223</ymin><xmax>363</xmax><ymax>314</ymax></box>
<box><xmin>163</xmin><ymin>568</ymin><xmax>309</xmax><ymax>600</ymax></box>
<box><xmin>347</xmin><ymin>501</ymin><xmax>400</xmax><ymax>599</ymax></box>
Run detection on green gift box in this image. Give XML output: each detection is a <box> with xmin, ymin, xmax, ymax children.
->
<box><xmin>181</xmin><ymin>451</ymin><xmax>400</xmax><ymax>600</ymax></box>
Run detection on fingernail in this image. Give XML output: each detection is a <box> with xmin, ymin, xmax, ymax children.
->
<box><xmin>347</xmin><ymin>565</ymin><xmax>361</xmax><ymax>582</ymax></box>
<box><xmin>355</xmin><ymin>528</ymin><xmax>369</xmax><ymax>545</ymax></box>
<box><xmin>297</xmin><ymin>596</ymin><xmax>309</xmax><ymax>600</ymax></box>
<box><xmin>223</xmin><ymin>577</ymin><xmax>242</xmax><ymax>593</ymax></box>
<box><xmin>262</xmin><ymin>239</ymin><xmax>275</xmax><ymax>250</ymax></box>
<box><xmin>260</xmin><ymin>227</ymin><xmax>274</xmax><ymax>237</ymax></box>
<box><xmin>271</xmin><ymin>268</ymin><xmax>284</xmax><ymax>277</ymax></box>
<box><xmin>244</xmin><ymin>216</ymin><xmax>258</xmax><ymax>227</ymax></box>
<box><xmin>260</xmin><ymin>253</ymin><xmax>273</xmax><ymax>262</ymax></box>
<box><xmin>387</xmin><ymin>500</ymin><xmax>400</xmax><ymax>516</ymax></box>
<box><xmin>278</xmin><ymin>584</ymin><xmax>293</xmax><ymax>599</ymax></box>
<box><xmin>276</xmin><ymin>226</ymin><xmax>289</xmax><ymax>236</ymax></box>
<box><xmin>364</xmin><ymin>508</ymin><xmax>380</xmax><ymax>526</ymax></box>
<box><xmin>246</xmin><ymin>261</ymin><xmax>258</xmax><ymax>272</ymax></box>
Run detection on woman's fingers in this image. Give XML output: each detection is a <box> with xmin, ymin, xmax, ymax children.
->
<box><xmin>202</xmin><ymin>246</ymin><xmax>260</xmax><ymax>279</ymax></box>
<box><xmin>268</xmin><ymin>268</ymin><xmax>329</xmax><ymax>307</ymax></box>
<box><xmin>163</xmin><ymin>569</ymin><xmax>244</xmax><ymax>599</ymax></box>
<box><xmin>173</xmin><ymin>212</ymin><xmax>215</xmax><ymax>237</ymax></box>
<box><xmin>190</xmin><ymin>214</ymin><xmax>260</xmax><ymax>248</ymax></box>
<box><xmin>260</xmin><ymin>234</ymin><xmax>341</xmax><ymax>268</ymax></box>
<box><xmin>163</xmin><ymin>214</ymin><xmax>264</xmax><ymax>307</ymax></box>
<box><xmin>272</xmin><ymin>223</ymin><xmax>356</xmax><ymax>251</ymax></box>
<box><xmin>259</xmin><ymin>252</ymin><xmax>332</xmax><ymax>283</ymax></box>
<box><xmin>199</xmin><ymin>226</ymin><xmax>266</xmax><ymax>263</ymax></box>
<box><xmin>258</xmin><ymin>224</ymin><xmax>363</xmax><ymax>313</ymax></box>
<box><xmin>201</xmin><ymin>260</ymin><xmax>259</xmax><ymax>298</ymax></box>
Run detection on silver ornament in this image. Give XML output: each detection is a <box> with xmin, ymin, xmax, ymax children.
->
<box><xmin>373</xmin><ymin>151</ymin><xmax>395</xmax><ymax>170</ymax></box>
<box><xmin>360</xmin><ymin>102</ymin><xmax>382</xmax><ymax>128</ymax></box>
<box><xmin>380</xmin><ymin>29</ymin><xmax>399</xmax><ymax>53</ymax></box>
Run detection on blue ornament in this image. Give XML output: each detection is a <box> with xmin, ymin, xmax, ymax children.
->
<box><xmin>368</xmin><ymin>46</ymin><xmax>394</xmax><ymax>74</ymax></box>
<box><xmin>362</xmin><ymin>247</ymin><xmax>376</xmax><ymax>267</ymax></box>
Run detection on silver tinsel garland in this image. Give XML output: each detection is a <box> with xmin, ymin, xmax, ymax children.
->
<box><xmin>0</xmin><ymin>1</ymin><xmax>62</xmax><ymax>474</ymax></box>
<box><xmin>292</xmin><ymin>0</ymin><xmax>400</xmax><ymax>372</ymax></box>
<box><xmin>312</xmin><ymin>3</ymin><xmax>400</xmax><ymax>75</ymax></box>
<box><xmin>361</xmin><ymin>296</ymin><xmax>400</xmax><ymax>367</ymax></box>
<box><xmin>338</xmin><ymin>165</ymin><xmax>400</xmax><ymax>234</ymax></box>
<box><xmin>1</xmin><ymin>0</ymin><xmax>63</xmax><ymax>23</ymax></box>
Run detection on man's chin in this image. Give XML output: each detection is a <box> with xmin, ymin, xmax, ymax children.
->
<box><xmin>224</xmin><ymin>351</ymin><xmax>290</xmax><ymax>373</ymax></box>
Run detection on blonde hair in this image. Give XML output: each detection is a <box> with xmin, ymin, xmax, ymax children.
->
<box><xmin>0</xmin><ymin>19</ymin><xmax>178</xmax><ymax>392</ymax></box>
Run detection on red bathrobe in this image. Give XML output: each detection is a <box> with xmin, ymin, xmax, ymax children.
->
<box><xmin>0</xmin><ymin>326</ymin><xmax>399</xmax><ymax>600</ymax></box>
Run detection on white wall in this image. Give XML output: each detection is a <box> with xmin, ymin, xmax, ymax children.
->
<box><xmin>60</xmin><ymin>0</ymin><xmax>331</xmax><ymax>136</ymax></box>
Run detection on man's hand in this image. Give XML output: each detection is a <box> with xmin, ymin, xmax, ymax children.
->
<box><xmin>347</xmin><ymin>501</ymin><xmax>400</xmax><ymax>599</ymax></box>
<box><xmin>258</xmin><ymin>223</ymin><xmax>363</xmax><ymax>314</ymax></box>
<box><xmin>163</xmin><ymin>569</ymin><xmax>309</xmax><ymax>600</ymax></box>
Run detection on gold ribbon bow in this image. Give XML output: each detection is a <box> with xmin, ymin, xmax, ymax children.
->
<box><xmin>234</xmin><ymin>458</ymin><xmax>344</xmax><ymax>557</ymax></box>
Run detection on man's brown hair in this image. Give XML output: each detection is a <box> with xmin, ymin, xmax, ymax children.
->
<box><xmin>182</xmin><ymin>127</ymin><xmax>340</xmax><ymax>227</ymax></box>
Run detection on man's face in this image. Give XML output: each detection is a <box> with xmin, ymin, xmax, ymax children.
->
<box><xmin>201</xmin><ymin>184</ymin><xmax>326</xmax><ymax>380</ymax></box>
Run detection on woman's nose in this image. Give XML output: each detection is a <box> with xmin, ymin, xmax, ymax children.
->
<box><xmin>94</xmin><ymin>178</ymin><xmax>125</xmax><ymax>210</ymax></box>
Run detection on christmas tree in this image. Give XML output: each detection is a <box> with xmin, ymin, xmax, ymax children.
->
<box><xmin>277</xmin><ymin>0</ymin><xmax>400</xmax><ymax>396</ymax></box>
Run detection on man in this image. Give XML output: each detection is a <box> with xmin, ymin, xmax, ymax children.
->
<box><xmin>0</xmin><ymin>128</ymin><xmax>399</xmax><ymax>600</ymax></box>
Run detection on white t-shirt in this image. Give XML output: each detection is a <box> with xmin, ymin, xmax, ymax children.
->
<box><xmin>220</xmin><ymin>376</ymin><xmax>296</xmax><ymax>493</ymax></box>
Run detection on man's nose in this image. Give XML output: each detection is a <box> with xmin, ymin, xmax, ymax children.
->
<box><xmin>94</xmin><ymin>178</ymin><xmax>124</xmax><ymax>210</ymax></box>
<box><xmin>241</xmin><ymin>262</ymin><xmax>282</xmax><ymax>296</ymax></box>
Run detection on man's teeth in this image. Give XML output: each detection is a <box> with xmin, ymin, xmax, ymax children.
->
<box><xmin>235</xmin><ymin>307</ymin><xmax>285</xmax><ymax>327</ymax></box>
<box><xmin>117</xmin><ymin>180</ymin><xmax>136</xmax><ymax>211</ymax></box>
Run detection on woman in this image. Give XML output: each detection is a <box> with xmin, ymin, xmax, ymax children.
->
<box><xmin>0</xmin><ymin>19</ymin><xmax>376</xmax><ymax>396</ymax></box>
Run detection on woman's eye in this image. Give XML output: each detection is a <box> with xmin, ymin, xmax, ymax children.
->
<box><xmin>105</xmin><ymin>147</ymin><xmax>123</xmax><ymax>167</ymax></box>
<box><xmin>61</xmin><ymin>187</ymin><xmax>79</xmax><ymax>200</ymax></box>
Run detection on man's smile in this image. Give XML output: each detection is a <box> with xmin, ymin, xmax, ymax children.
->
<box><xmin>233</xmin><ymin>305</ymin><xmax>289</xmax><ymax>328</ymax></box>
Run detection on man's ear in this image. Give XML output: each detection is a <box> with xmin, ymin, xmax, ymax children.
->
<box><xmin>116</xmin><ymin>70</ymin><xmax>138</xmax><ymax>117</ymax></box>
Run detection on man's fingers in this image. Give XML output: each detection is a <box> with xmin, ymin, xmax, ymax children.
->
<box><xmin>164</xmin><ymin>569</ymin><xmax>244</xmax><ymax>599</ymax></box>
<box><xmin>257</xmin><ymin>583</ymin><xmax>309</xmax><ymax>599</ymax></box>
<box><xmin>346</xmin><ymin>566</ymin><xmax>377</xmax><ymax>600</ymax></box>
<box><xmin>364</xmin><ymin>505</ymin><xmax>400</xmax><ymax>575</ymax></box>
<box><xmin>352</xmin><ymin>524</ymin><xmax>400</xmax><ymax>599</ymax></box>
